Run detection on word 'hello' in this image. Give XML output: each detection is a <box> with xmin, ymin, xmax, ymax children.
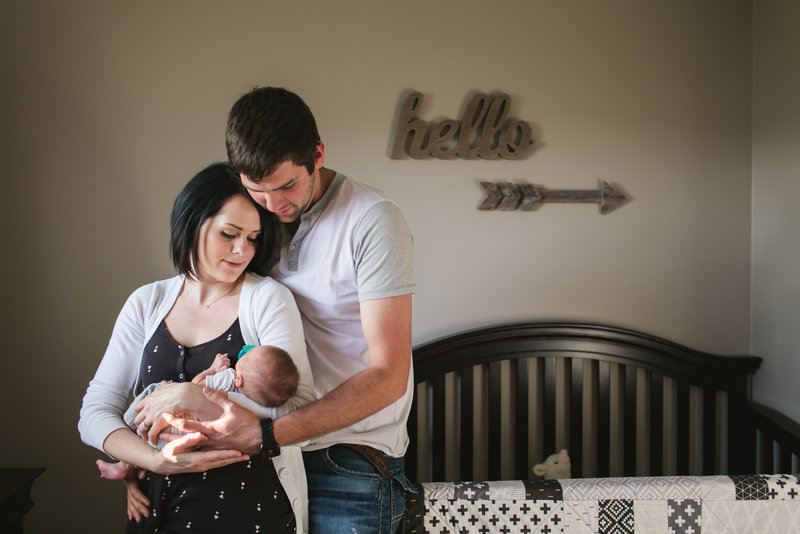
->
<box><xmin>391</xmin><ymin>92</ymin><xmax>534</xmax><ymax>160</ymax></box>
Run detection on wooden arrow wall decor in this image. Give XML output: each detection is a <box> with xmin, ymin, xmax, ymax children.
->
<box><xmin>478</xmin><ymin>179</ymin><xmax>628</xmax><ymax>214</ymax></box>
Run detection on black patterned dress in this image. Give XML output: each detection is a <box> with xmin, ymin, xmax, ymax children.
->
<box><xmin>127</xmin><ymin>319</ymin><xmax>295</xmax><ymax>534</ymax></box>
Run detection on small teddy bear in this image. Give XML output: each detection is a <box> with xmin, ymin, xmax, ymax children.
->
<box><xmin>533</xmin><ymin>449</ymin><xmax>571</xmax><ymax>480</ymax></box>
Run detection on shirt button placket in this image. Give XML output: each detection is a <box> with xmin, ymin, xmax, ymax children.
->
<box><xmin>177</xmin><ymin>345</ymin><xmax>186</xmax><ymax>381</ymax></box>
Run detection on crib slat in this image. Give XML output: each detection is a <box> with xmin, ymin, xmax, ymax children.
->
<box><xmin>650</xmin><ymin>373</ymin><xmax>664</xmax><ymax>475</ymax></box>
<box><xmin>636</xmin><ymin>368</ymin><xmax>651</xmax><ymax>476</ymax></box>
<box><xmin>624</xmin><ymin>365</ymin><xmax>637</xmax><ymax>476</ymax></box>
<box><xmin>543</xmin><ymin>358</ymin><xmax>557</xmax><ymax>463</ymax></box>
<box><xmin>569</xmin><ymin>358</ymin><xmax>583</xmax><ymax>478</ymax></box>
<box><xmin>597</xmin><ymin>361</ymin><xmax>611</xmax><ymax>477</ymax></box>
<box><xmin>514</xmin><ymin>358</ymin><xmax>529</xmax><ymax>479</ymax></box>
<box><xmin>716</xmin><ymin>391</ymin><xmax>728</xmax><ymax>474</ymax></box>
<box><xmin>460</xmin><ymin>366</ymin><xmax>474</xmax><ymax>481</ymax></box>
<box><xmin>677</xmin><ymin>381</ymin><xmax>690</xmax><ymax>474</ymax></box>
<box><xmin>431</xmin><ymin>375</ymin><xmax>446</xmax><ymax>481</ymax></box>
<box><xmin>581</xmin><ymin>359</ymin><xmax>598</xmax><ymax>477</ymax></box>
<box><xmin>609</xmin><ymin>363</ymin><xmax>625</xmax><ymax>476</ymax></box>
<box><xmin>488</xmin><ymin>361</ymin><xmax>502</xmax><ymax>480</ymax></box>
<box><xmin>662</xmin><ymin>377</ymin><xmax>677</xmax><ymax>474</ymax></box>
<box><xmin>703</xmin><ymin>388</ymin><xmax>716</xmax><ymax>475</ymax></box>
<box><xmin>528</xmin><ymin>358</ymin><xmax>545</xmax><ymax>476</ymax></box>
<box><xmin>689</xmin><ymin>386</ymin><xmax>702</xmax><ymax>474</ymax></box>
<box><xmin>555</xmin><ymin>357</ymin><xmax>571</xmax><ymax>451</ymax></box>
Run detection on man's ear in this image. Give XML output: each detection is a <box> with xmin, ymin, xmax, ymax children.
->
<box><xmin>314</xmin><ymin>141</ymin><xmax>326</xmax><ymax>170</ymax></box>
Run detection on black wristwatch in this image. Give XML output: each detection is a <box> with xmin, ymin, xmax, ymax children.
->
<box><xmin>259</xmin><ymin>418</ymin><xmax>280</xmax><ymax>459</ymax></box>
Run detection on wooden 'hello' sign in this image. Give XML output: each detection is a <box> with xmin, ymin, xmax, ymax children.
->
<box><xmin>390</xmin><ymin>91</ymin><xmax>629</xmax><ymax>214</ymax></box>
<box><xmin>391</xmin><ymin>92</ymin><xmax>535</xmax><ymax>160</ymax></box>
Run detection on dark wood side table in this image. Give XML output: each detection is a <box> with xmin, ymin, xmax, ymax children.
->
<box><xmin>0</xmin><ymin>468</ymin><xmax>45</xmax><ymax>534</ymax></box>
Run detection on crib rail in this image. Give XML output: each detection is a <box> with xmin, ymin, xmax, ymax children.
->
<box><xmin>746</xmin><ymin>402</ymin><xmax>800</xmax><ymax>474</ymax></box>
<box><xmin>406</xmin><ymin>322</ymin><xmax>765</xmax><ymax>482</ymax></box>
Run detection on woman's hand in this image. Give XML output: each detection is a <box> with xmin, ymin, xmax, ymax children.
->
<box><xmin>125</xmin><ymin>468</ymin><xmax>150</xmax><ymax>523</ymax></box>
<box><xmin>133</xmin><ymin>382</ymin><xmax>224</xmax><ymax>445</ymax></box>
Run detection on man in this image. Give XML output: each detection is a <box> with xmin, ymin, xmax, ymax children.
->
<box><xmin>136</xmin><ymin>87</ymin><xmax>416</xmax><ymax>533</ymax></box>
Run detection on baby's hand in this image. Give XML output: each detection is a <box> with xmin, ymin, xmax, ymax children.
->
<box><xmin>191</xmin><ymin>354</ymin><xmax>231</xmax><ymax>384</ymax></box>
<box><xmin>209</xmin><ymin>353</ymin><xmax>230</xmax><ymax>373</ymax></box>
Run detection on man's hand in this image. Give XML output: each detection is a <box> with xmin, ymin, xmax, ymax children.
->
<box><xmin>101</xmin><ymin>426</ymin><xmax>247</xmax><ymax>481</ymax></box>
<box><xmin>154</xmin><ymin>432</ymin><xmax>249</xmax><ymax>472</ymax></box>
<box><xmin>159</xmin><ymin>388</ymin><xmax>263</xmax><ymax>455</ymax></box>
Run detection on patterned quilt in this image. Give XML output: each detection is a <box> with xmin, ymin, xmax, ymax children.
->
<box><xmin>403</xmin><ymin>474</ymin><xmax>800</xmax><ymax>533</ymax></box>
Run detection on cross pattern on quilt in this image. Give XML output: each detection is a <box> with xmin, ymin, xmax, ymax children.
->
<box><xmin>427</xmin><ymin>498</ymin><xmax>563</xmax><ymax>533</ymax></box>
<box><xmin>407</xmin><ymin>475</ymin><xmax>800</xmax><ymax>534</ymax></box>
<box><xmin>667</xmin><ymin>499</ymin><xmax>701</xmax><ymax>534</ymax></box>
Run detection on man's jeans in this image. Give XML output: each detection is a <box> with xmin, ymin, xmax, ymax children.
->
<box><xmin>303</xmin><ymin>446</ymin><xmax>416</xmax><ymax>534</ymax></box>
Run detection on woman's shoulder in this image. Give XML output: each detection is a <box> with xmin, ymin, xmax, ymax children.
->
<box><xmin>129</xmin><ymin>274</ymin><xmax>183</xmax><ymax>298</ymax></box>
<box><xmin>123</xmin><ymin>275</ymin><xmax>184</xmax><ymax>313</ymax></box>
<box><xmin>242</xmin><ymin>274</ymin><xmax>298</xmax><ymax>308</ymax></box>
<box><xmin>244</xmin><ymin>273</ymin><xmax>291</xmax><ymax>294</ymax></box>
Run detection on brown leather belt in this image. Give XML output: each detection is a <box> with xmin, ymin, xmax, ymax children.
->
<box><xmin>339</xmin><ymin>444</ymin><xmax>392</xmax><ymax>478</ymax></box>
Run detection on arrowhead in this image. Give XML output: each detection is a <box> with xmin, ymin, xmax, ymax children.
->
<box><xmin>497</xmin><ymin>182</ymin><xmax>521</xmax><ymax>211</ymax></box>
<box><xmin>599</xmin><ymin>180</ymin><xmax>627</xmax><ymax>214</ymax></box>
<box><xmin>518</xmin><ymin>183</ymin><xmax>542</xmax><ymax>211</ymax></box>
<box><xmin>478</xmin><ymin>181</ymin><xmax>502</xmax><ymax>210</ymax></box>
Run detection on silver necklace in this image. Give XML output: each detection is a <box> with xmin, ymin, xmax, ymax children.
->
<box><xmin>191</xmin><ymin>282</ymin><xmax>238</xmax><ymax>310</ymax></box>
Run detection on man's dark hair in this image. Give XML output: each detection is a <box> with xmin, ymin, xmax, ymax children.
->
<box><xmin>226</xmin><ymin>87</ymin><xmax>321</xmax><ymax>181</ymax></box>
<box><xmin>169</xmin><ymin>162</ymin><xmax>282</xmax><ymax>278</ymax></box>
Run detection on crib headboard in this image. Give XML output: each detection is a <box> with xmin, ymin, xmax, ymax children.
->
<box><xmin>405</xmin><ymin>322</ymin><xmax>772</xmax><ymax>482</ymax></box>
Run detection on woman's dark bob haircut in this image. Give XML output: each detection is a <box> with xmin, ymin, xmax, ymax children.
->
<box><xmin>169</xmin><ymin>162</ymin><xmax>282</xmax><ymax>278</ymax></box>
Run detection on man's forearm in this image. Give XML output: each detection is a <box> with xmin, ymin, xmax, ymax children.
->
<box><xmin>272</xmin><ymin>364</ymin><xmax>407</xmax><ymax>447</ymax></box>
<box><xmin>270</xmin><ymin>294</ymin><xmax>414</xmax><ymax>448</ymax></box>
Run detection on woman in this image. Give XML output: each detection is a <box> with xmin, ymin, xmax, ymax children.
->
<box><xmin>78</xmin><ymin>162</ymin><xmax>314</xmax><ymax>533</ymax></box>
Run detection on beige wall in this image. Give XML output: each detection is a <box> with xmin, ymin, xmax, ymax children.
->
<box><xmin>752</xmin><ymin>1</ymin><xmax>800</xmax><ymax>424</ymax></box>
<box><xmin>0</xmin><ymin>1</ymin><xmax>762</xmax><ymax>531</ymax></box>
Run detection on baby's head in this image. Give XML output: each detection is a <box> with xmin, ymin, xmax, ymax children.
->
<box><xmin>235</xmin><ymin>345</ymin><xmax>299</xmax><ymax>407</ymax></box>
